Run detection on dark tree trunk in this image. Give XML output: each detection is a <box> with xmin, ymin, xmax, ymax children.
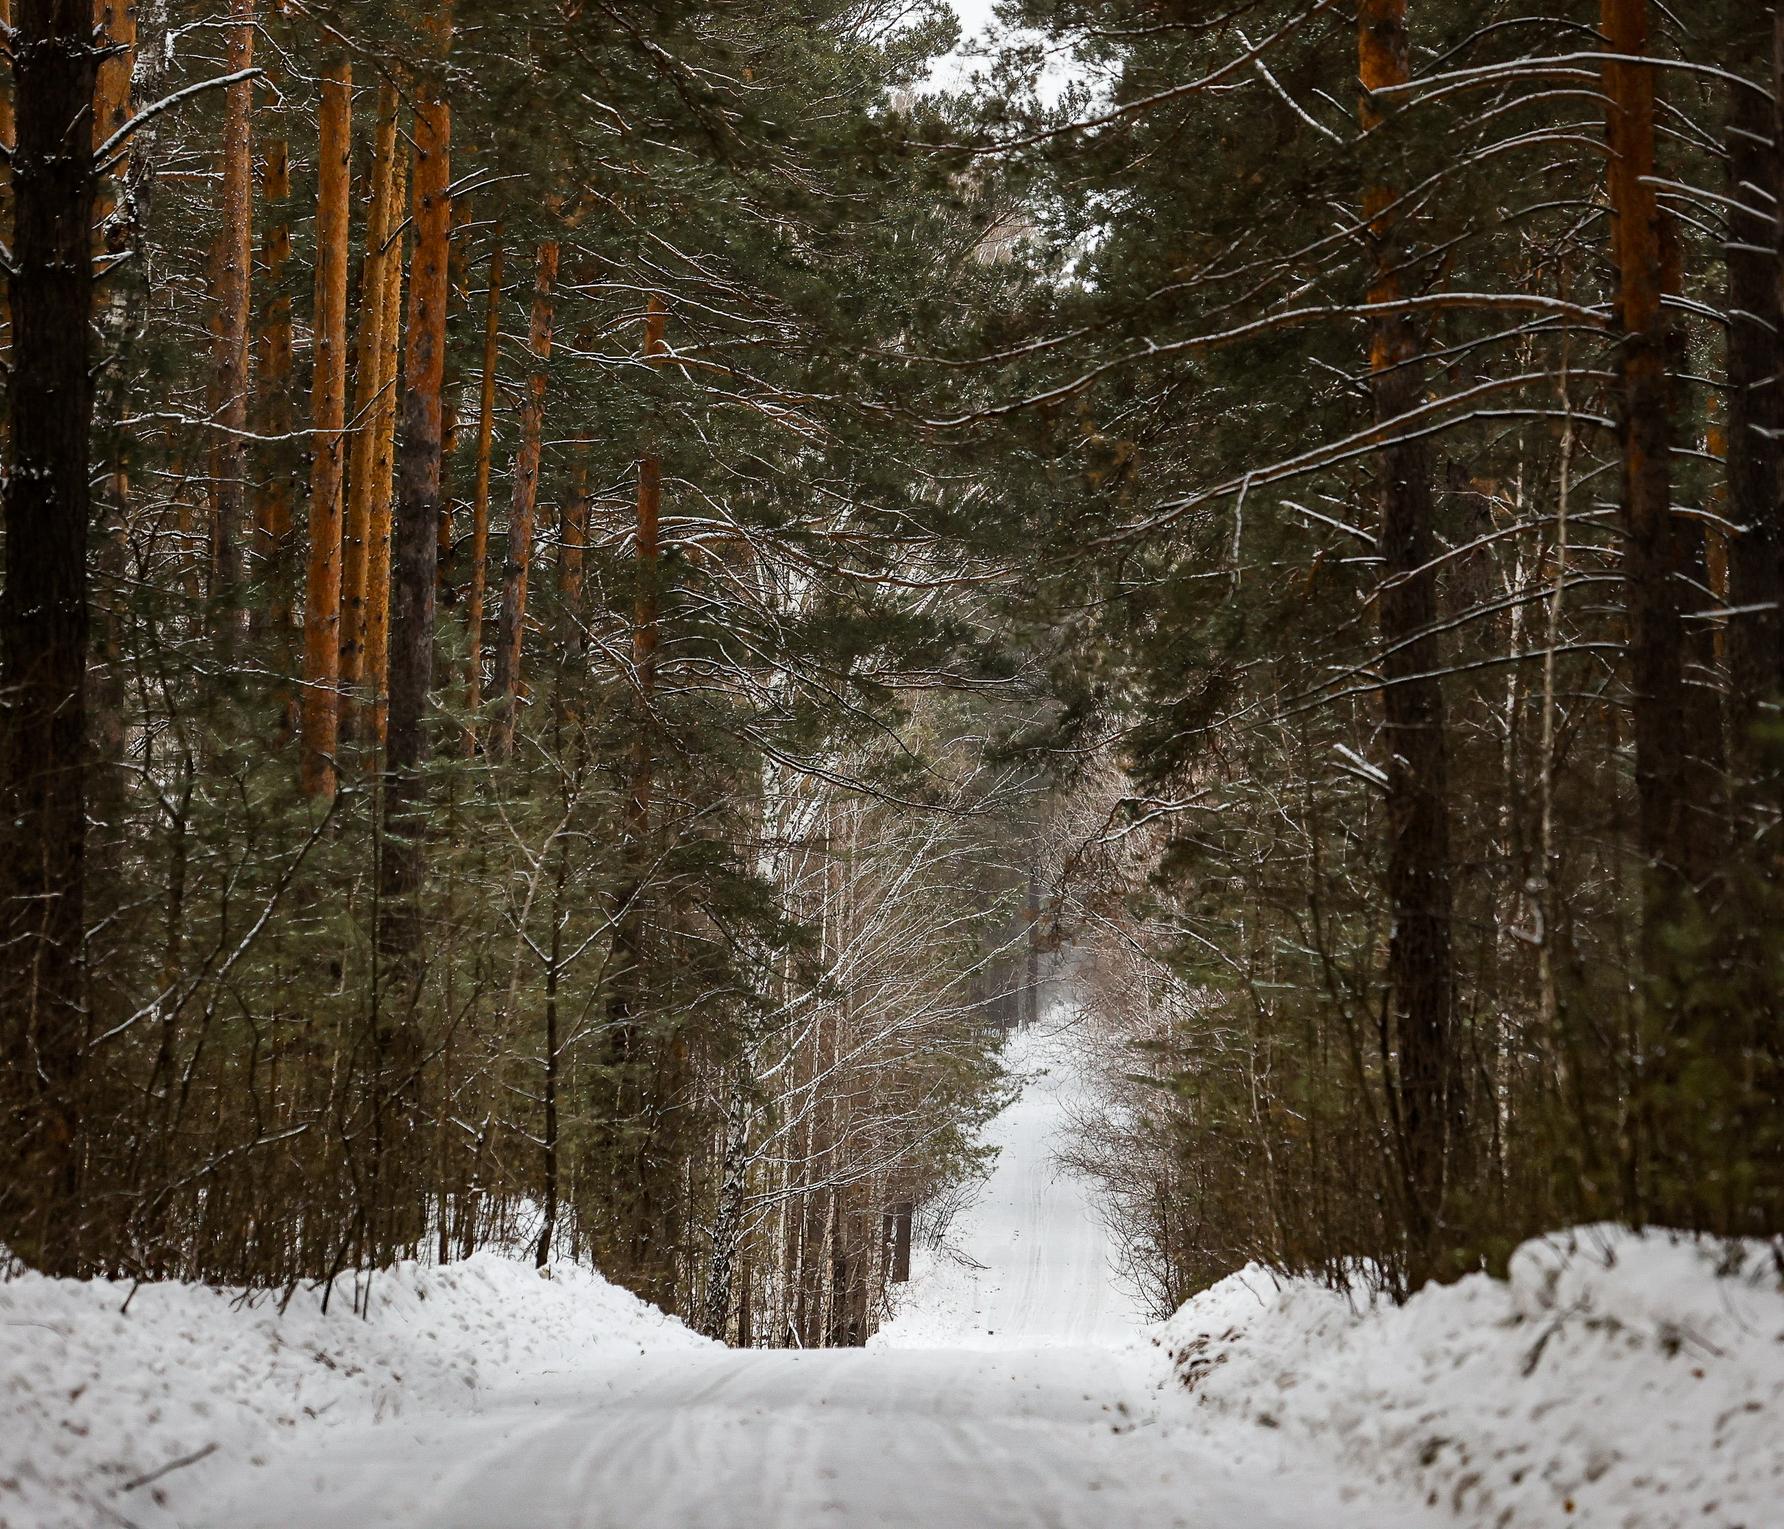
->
<box><xmin>0</xmin><ymin>0</ymin><xmax>99</xmax><ymax>1275</ymax></box>
<box><xmin>1359</xmin><ymin>0</ymin><xmax>1457</xmax><ymax>1287</ymax></box>
<box><xmin>301</xmin><ymin>56</ymin><xmax>352</xmax><ymax>798</ymax></box>
<box><xmin>206</xmin><ymin>0</ymin><xmax>254</xmax><ymax>632</ymax></box>
<box><xmin>373</xmin><ymin>16</ymin><xmax>450</xmax><ymax>1258</ymax></box>
<box><xmin>1603</xmin><ymin>0</ymin><xmax>1689</xmax><ymax>916</ymax></box>
<box><xmin>489</xmin><ymin>241</ymin><xmax>558</xmax><ymax>756</ymax></box>
<box><xmin>888</xmin><ymin>1201</ymin><xmax>913</xmax><ymax>1284</ymax></box>
<box><xmin>534</xmin><ymin>841</ymin><xmax>567</xmax><ymax>1270</ymax></box>
<box><xmin>1725</xmin><ymin>24</ymin><xmax>1783</xmax><ymax>764</ymax></box>
<box><xmin>381</xmin><ymin>29</ymin><xmax>451</xmax><ymax>992</ymax></box>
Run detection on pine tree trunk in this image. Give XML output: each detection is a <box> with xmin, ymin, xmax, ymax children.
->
<box><xmin>462</xmin><ymin>237</ymin><xmax>502</xmax><ymax>753</ymax></box>
<box><xmin>0</xmin><ymin>0</ymin><xmax>13</xmax><ymax>370</ymax></box>
<box><xmin>341</xmin><ymin>83</ymin><xmax>400</xmax><ymax>722</ymax></box>
<box><xmin>88</xmin><ymin>0</ymin><xmax>138</xmax><ymax>871</ymax></box>
<box><xmin>301</xmin><ymin>57</ymin><xmax>352</xmax><ymax>797</ymax></box>
<box><xmin>596</xmin><ymin>296</ymin><xmax>670</xmax><ymax>1283</ymax></box>
<box><xmin>380</xmin><ymin>16</ymin><xmax>452</xmax><ymax>1002</ymax></box>
<box><xmin>534</xmin><ymin>837</ymin><xmax>568</xmax><ymax>1269</ymax></box>
<box><xmin>0</xmin><ymin>0</ymin><xmax>99</xmax><ymax>1275</ymax></box>
<box><xmin>489</xmin><ymin>240</ymin><xmax>559</xmax><ymax>756</ymax></box>
<box><xmin>207</xmin><ymin>0</ymin><xmax>255</xmax><ymax>631</ymax></box>
<box><xmin>365</xmin><ymin>146</ymin><xmax>407</xmax><ymax>742</ymax></box>
<box><xmin>1725</xmin><ymin>20</ymin><xmax>1782</xmax><ymax>765</ymax></box>
<box><xmin>253</xmin><ymin>85</ymin><xmax>295</xmax><ymax>708</ymax></box>
<box><xmin>1602</xmin><ymin>0</ymin><xmax>1687</xmax><ymax>896</ymax></box>
<box><xmin>701</xmin><ymin>1063</ymin><xmax>752</xmax><ymax>1340</ymax></box>
<box><xmin>1602</xmin><ymin>0</ymin><xmax>1697</xmax><ymax>1220</ymax></box>
<box><xmin>438</xmin><ymin>196</ymin><xmax>471</xmax><ymax>594</ymax></box>
<box><xmin>1359</xmin><ymin>0</ymin><xmax>1456</xmax><ymax>1287</ymax></box>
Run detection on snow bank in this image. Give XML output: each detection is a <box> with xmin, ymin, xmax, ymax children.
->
<box><xmin>0</xmin><ymin>1252</ymin><xmax>708</xmax><ymax>1529</ymax></box>
<box><xmin>1158</xmin><ymin>1225</ymin><xmax>1784</xmax><ymax>1527</ymax></box>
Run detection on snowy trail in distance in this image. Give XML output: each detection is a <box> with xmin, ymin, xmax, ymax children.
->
<box><xmin>873</xmin><ymin>1019</ymin><xmax>1147</xmax><ymax>1349</ymax></box>
<box><xmin>173</xmin><ymin>1016</ymin><xmax>1422</xmax><ymax>1529</ymax></box>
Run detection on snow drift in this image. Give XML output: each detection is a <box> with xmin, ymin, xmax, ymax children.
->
<box><xmin>0</xmin><ymin>1251</ymin><xmax>708</xmax><ymax>1529</ymax></box>
<box><xmin>1158</xmin><ymin>1225</ymin><xmax>1784</xmax><ymax>1527</ymax></box>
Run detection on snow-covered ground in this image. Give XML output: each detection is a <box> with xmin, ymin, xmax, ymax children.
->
<box><xmin>0</xmin><ymin>1015</ymin><xmax>1416</xmax><ymax>1528</ymax></box>
<box><xmin>0</xmin><ymin>1251</ymin><xmax>705</xmax><ymax>1529</ymax></box>
<box><xmin>6</xmin><ymin>1014</ymin><xmax>1776</xmax><ymax>1528</ymax></box>
<box><xmin>873</xmin><ymin>1021</ymin><xmax>1146</xmax><ymax>1348</ymax></box>
<box><xmin>1162</xmin><ymin>1225</ymin><xmax>1784</xmax><ymax>1527</ymax></box>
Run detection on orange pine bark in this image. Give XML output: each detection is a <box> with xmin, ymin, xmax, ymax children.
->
<box><xmin>365</xmin><ymin>145</ymin><xmax>408</xmax><ymax>739</ymax></box>
<box><xmin>341</xmin><ymin>82</ymin><xmax>400</xmax><ymax>714</ymax></box>
<box><xmin>463</xmin><ymin>237</ymin><xmax>503</xmax><ymax>752</ymax></box>
<box><xmin>91</xmin><ymin>0</ymin><xmax>135</xmax><ymax>233</ymax></box>
<box><xmin>301</xmin><ymin>58</ymin><xmax>353</xmax><ymax>797</ymax></box>
<box><xmin>489</xmin><ymin>240</ymin><xmax>560</xmax><ymax>757</ymax></box>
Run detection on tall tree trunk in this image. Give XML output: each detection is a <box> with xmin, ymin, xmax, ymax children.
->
<box><xmin>340</xmin><ymin>83</ymin><xmax>399</xmax><ymax>725</ymax></box>
<box><xmin>89</xmin><ymin>0</ymin><xmax>138</xmax><ymax>878</ymax></box>
<box><xmin>253</xmin><ymin>29</ymin><xmax>295</xmax><ymax>728</ymax></box>
<box><xmin>0</xmin><ymin>0</ymin><xmax>99</xmax><ymax>1275</ymax></box>
<box><xmin>489</xmin><ymin>240</ymin><xmax>559</xmax><ymax>757</ymax></box>
<box><xmin>380</xmin><ymin>13</ymin><xmax>452</xmax><ymax>1001</ymax></box>
<box><xmin>1359</xmin><ymin>0</ymin><xmax>1457</xmax><ymax>1288</ymax></box>
<box><xmin>207</xmin><ymin>0</ymin><xmax>255</xmax><ymax>633</ymax></box>
<box><xmin>301</xmin><ymin>57</ymin><xmax>352</xmax><ymax>797</ymax></box>
<box><xmin>1725</xmin><ymin>21</ymin><xmax>1782</xmax><ymax>767</ymax></box>
<box><xmin>1602</xmin><ymin>0</ymin><xmax>1687</xmax><ymax>904</ymax></box>
<box><xmin>365</xmin><ymin>145</ymin><xmax>407</xmax><ymax>742</ymax></box>
<box><xmin>598</xmin><ymin>294</ymin><xmax>670</xmax><ymax>1296</ymax></box>
<box><xmin>534</xmin><ymin>836</ymin><xmax>568</xmax><ymax>1269</ymax></box>
<box><xmin>438</xmin><ymin>195</ymin><xmax>471</xmax><ymax>594</ymax></box>
<box><xmin>1602</xmin><ymin>0</ymin><xmax>1696</xmax><ymax>1220</ymax></box>
<box><xmin>463</xmin><ymin>236</ymin><xmax>502</xmax><ymax>753</ymax></box>
<box><xmin>0</xmin><ymin>0</ymin><xmax>13</xmax><ymax>370</ymax></box>
<box><xmin>701</xmin><ymin>1062</ymin><xmax>752</xmax><ymax>1341</ymax></box>
<box><xmin>623</xmin><ymin>294</ymin><xmax>668</xmax><ymax>868</ymax></box>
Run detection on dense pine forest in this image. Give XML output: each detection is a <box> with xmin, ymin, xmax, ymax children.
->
<box><xmin>2</xmin><ymin>0</ymin><xmax>1781</xmax><ymax>1353</ymax></box>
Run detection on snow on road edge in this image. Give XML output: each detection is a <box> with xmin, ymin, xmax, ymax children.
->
<box><xmin>1160</xmin><ymin>1224</ymin><xmax>1784</xmax><ymax>1527</ymax></box>
<box><xmin>1</xmin><ymin>1252</ymin><xmax>708</xmax><ymax>1529</ymax></box>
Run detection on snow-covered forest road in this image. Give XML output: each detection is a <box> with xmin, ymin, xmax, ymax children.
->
<box><xmin>177</xmin><ymin>1023</ymin><xmax>1413</xmax><ymax>1529</ymax></box>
